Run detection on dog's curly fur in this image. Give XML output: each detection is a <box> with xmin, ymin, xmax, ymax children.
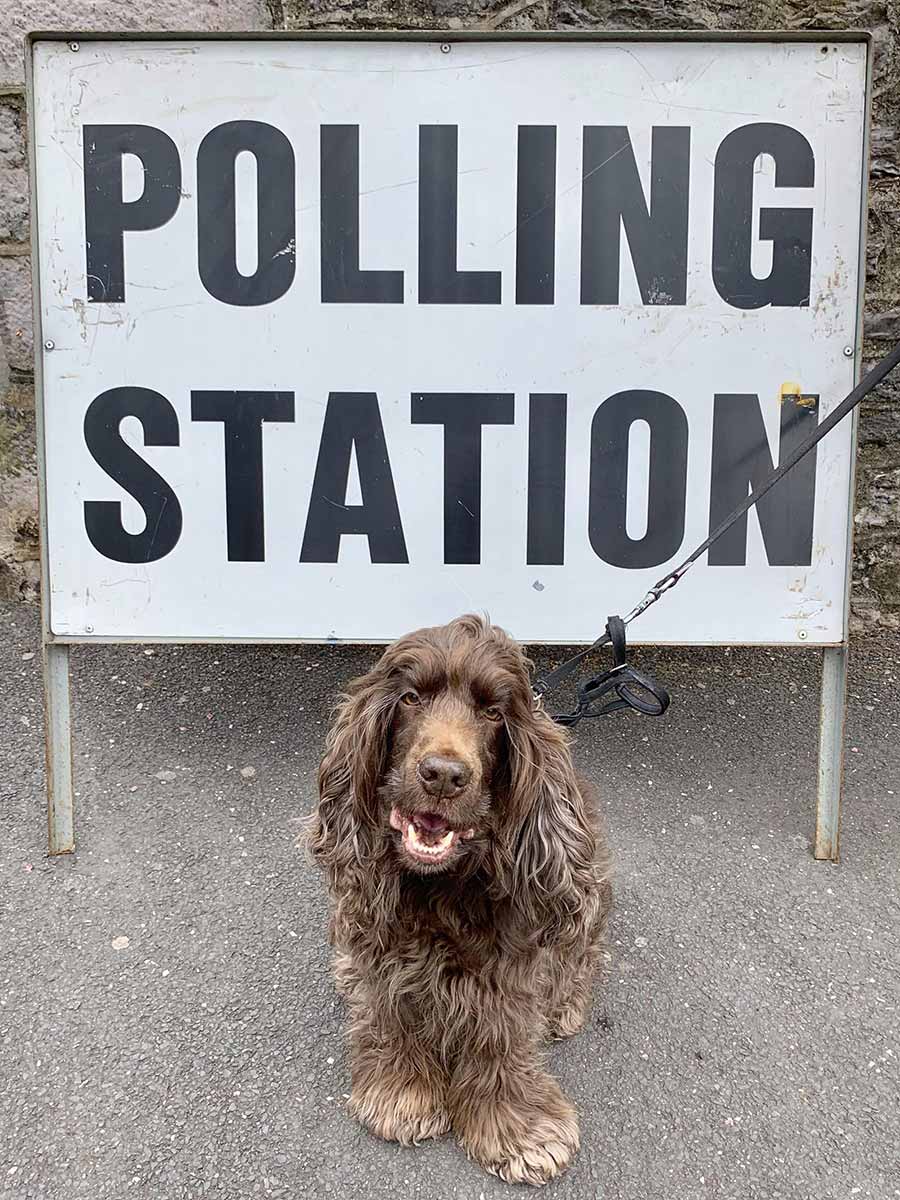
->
<box><xmin>308</xmin><ymin>615</ymin><xmax>612</xmax><ymax>1186</ymax></box>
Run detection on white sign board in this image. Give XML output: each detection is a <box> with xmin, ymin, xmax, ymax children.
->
<box><xmin>31</xmin><ymin>36</ymin><xmax>868</xmax><ymax>643</ymax></box>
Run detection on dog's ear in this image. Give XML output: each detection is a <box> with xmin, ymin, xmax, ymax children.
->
<box><xmin>496</xmin><ymin>705</ymin><xmax>599</xmax><ymax>946</ymax></box>
<box><xmin>307</xmin><ymin>665</ymin><xmax>396</xmax><ymax>878</ymax></box>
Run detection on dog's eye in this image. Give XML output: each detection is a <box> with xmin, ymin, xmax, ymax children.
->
<box><xmin>400</xmin><ymin>690</ymin><xmax>421</xmax><ymax>707</ymax></box>
<box><xmin>483</xmin><ymin>705</ymin><xmax>503</xmax><ymax>723</ymax></box>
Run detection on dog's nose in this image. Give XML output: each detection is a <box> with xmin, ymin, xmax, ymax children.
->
<box><xmin>417</xmin><ymin>755</ymin><xmax>471</xmax><ymax>797</ymax></box>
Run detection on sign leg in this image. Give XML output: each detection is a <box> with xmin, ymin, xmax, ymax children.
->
<box><xmin>43</xmin><ymin>642</ymin><xmax>74</xmax><ymax>855</ymax></box>
<box><xmin>814</xmin><ymin>644</ymin><xmax>848</xmax><ymax>862</ymax></box>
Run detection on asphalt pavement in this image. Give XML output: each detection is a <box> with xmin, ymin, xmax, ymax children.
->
<box><xmin>1</xmin><ymin>599</ymin><xmax>898</xmax><ymax>1200</ymax></box>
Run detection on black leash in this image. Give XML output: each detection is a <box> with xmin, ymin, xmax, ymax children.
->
<box><xmin>535</xmin><ymin>339</ymin><xmax>900</xmax><ymax>727</ymax></box>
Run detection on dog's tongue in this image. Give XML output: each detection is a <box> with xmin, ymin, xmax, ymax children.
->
<box><xmin>411</xmin><ymin>811</ymin><xmax>449</xmax><ymax>835</ymax></box>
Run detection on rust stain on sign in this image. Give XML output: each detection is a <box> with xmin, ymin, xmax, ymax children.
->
<box><xmin>780</xmin><ymin>381</ymin><xmax>818</xmax><ymax>409</ymax></box>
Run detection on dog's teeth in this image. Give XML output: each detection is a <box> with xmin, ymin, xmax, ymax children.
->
<box><xmin>405</xmin><ymin>821</ymin><xmax>457</xmax><ymax>857</ymax></box>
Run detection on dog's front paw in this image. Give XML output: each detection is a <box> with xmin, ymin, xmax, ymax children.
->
<box><xmin>549</xmin><ymin>998</ymin><xmax>588</xmax><ymax>1039</ymax></box>
<box><xmin>350</xmin><ymin>1077</ymin><xmax>450</xmax><ymax>1146</ymax></box>
<box><xmin>459</xmin><ymin>1082</ymin><xmax>579</xmax><ymax>1185</ymax></box>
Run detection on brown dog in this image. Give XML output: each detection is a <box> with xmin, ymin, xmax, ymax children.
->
<box><xmin>308</xmin><ymin>615</ymin><xmax>612</xmax><ymax>1185</ymax></box>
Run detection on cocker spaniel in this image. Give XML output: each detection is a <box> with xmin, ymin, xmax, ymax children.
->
<box><xmin>308</xmin><ymin>615</ymin><xmax>611</xmax><ymax>1185</ymax></box>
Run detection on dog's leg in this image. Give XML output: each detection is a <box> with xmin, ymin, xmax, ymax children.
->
<box><xmin>548</xmin><ymin>883</ymin><xmax>612</xmax><ymax>1039</ymax></box>
<box><xmin>347</xmin><ymin>1000</ymin><xmax>450</xmax><ymax>1146</ymax></box>
<box><xmin>450</xmin><ymin>1023</ymin><xmax>579</xmax><ymax>1185</ymax></box>
<box><xmin>547</xmin><ymin>943</ymin><xmax>602</xmax><ymax>1039</ymax></box>
<box><xmin>332</xmin><ymin>949</ymin><xmax>359</xmax><ymax>999</ymax></box>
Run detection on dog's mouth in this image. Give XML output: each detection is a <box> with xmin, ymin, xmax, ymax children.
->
<box><xmin>389</xmin><ymin>807</ymin><xmax>475</xmax><ymax>867</ymax></box>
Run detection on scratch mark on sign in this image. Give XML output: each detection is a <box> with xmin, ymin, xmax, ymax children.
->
<box><xmin>495</xmin><ymin>142</ymin><xmax>630</xmax><ymax>246</ymax></box>
<box><xmin>249</xmin><ymin>53</ymin><xmax>540</xmax><ymax>76</ymax></box>
<box><xmin>457</xmin><ymin>499</ymin><xmax>476</xmax><ymax>518</ymax></box>
<box><xmin>86</xmin><ymin>274</ymin><xmax>109</xmax><ymax>299</ymax></box>
<box><xmin>665</xmin><ymin>329</ymin><xmax>694</xmax><ymax>359</ymax></box>
<box><xmin>72</xmin><ymin>297</ymin><xmax>88</xmax><ymax>342</ymax></box>
<box><xmin>50</xmin><ymin>133</ymin><xmax>84</xmax><ymax>176</ymax></box>
<box><xmin>141</xmin><ymin>302</ymin><xmax>204</xmax><ymax>319</ymax></box>
<box><xmin>448</xmin><ymin>574</ymin><xmax>478</xmax><ymax>610</ymax></box>
<box><xmin>295</xmin><ymin>168</ymin><xmax>487</xmax><ymax>216</ymax></box>
<box><xmin>273</xmin><ymin>238</ymin><xmax>295</xmax><ymax>259</ymax></box>
<box><xmin>687</xmin><ymin>57</ymin><xmax>716</xmax><ymax>88</ymax></box>
<box><xmin>146</xmin><ymin>496</ymin><xmax>168</xmax><ymax>563</ymax></box>
<box><xmin>73</xmin><ymin>297</ymin><xmax>126</xmax><ymax>342</ymax></box>
<box><xmin>580</xmin><ymin>82</ymin><xmax>761</xmax><ymax>120</ymax></box>
<box><xmin>616</xmin><ymin>47</ymin><xmax>658</xmax><ymax>84</ymax></box>
<box><xmin>100</xmin><ymin>576</ymin><xmax>149</xmax><ymax>588</ymax></box>
<box><xmin>646</xmin><ymin>281</ymin><xmax>674</xmax><ymax>304</ymax></box>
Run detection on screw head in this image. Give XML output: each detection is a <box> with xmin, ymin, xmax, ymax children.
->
<box><xmin>843</xmin><ymin>345</ymin><xmax>854</xmax><ymax>357</ymax></box>
<box><xmin>43</xmin><ymin>339</ymin><xmax>54</xmax><ymax>351</ymax></box>
<box><xmin>798</xmin><ymin>629</ymin><xmax>808</xmax><ymax>640</ymax></box>
<box><xmin>440</xmin><ymin>43</ymin><xmax>451</xmax><ymax>53</ymax></box>
<box><xmin>84</xmin><ymin>624</ymin><xmax>94</xmax><ymax>634</ymax></box>
<box><xmin>68</xmin><ymin>41</ymin><xmax>79</xmax><ymax>52</ymax></box>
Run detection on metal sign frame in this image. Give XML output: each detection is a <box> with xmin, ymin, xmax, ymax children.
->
<box><xmin>26</xmin><ymin>29</ymin><xmax>873</xmax><ymax>860</ymax></box>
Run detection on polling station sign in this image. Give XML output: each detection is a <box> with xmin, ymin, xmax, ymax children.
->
<box><xmin>29</xmin><ymin>34</ymin><xmax>869</xmax><ymax>644</ymax></box>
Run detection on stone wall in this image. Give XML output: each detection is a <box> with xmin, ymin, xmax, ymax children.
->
<box><xmin>1</xmin><ymin>0</ymin><xmax>898</xmax><ymax>627</ymax></box>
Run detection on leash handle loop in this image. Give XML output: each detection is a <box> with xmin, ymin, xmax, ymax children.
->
<box><xmin>540</xmin><ymin>616</ymin><xmax>670</xmax><ymax>726</ymax></box>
